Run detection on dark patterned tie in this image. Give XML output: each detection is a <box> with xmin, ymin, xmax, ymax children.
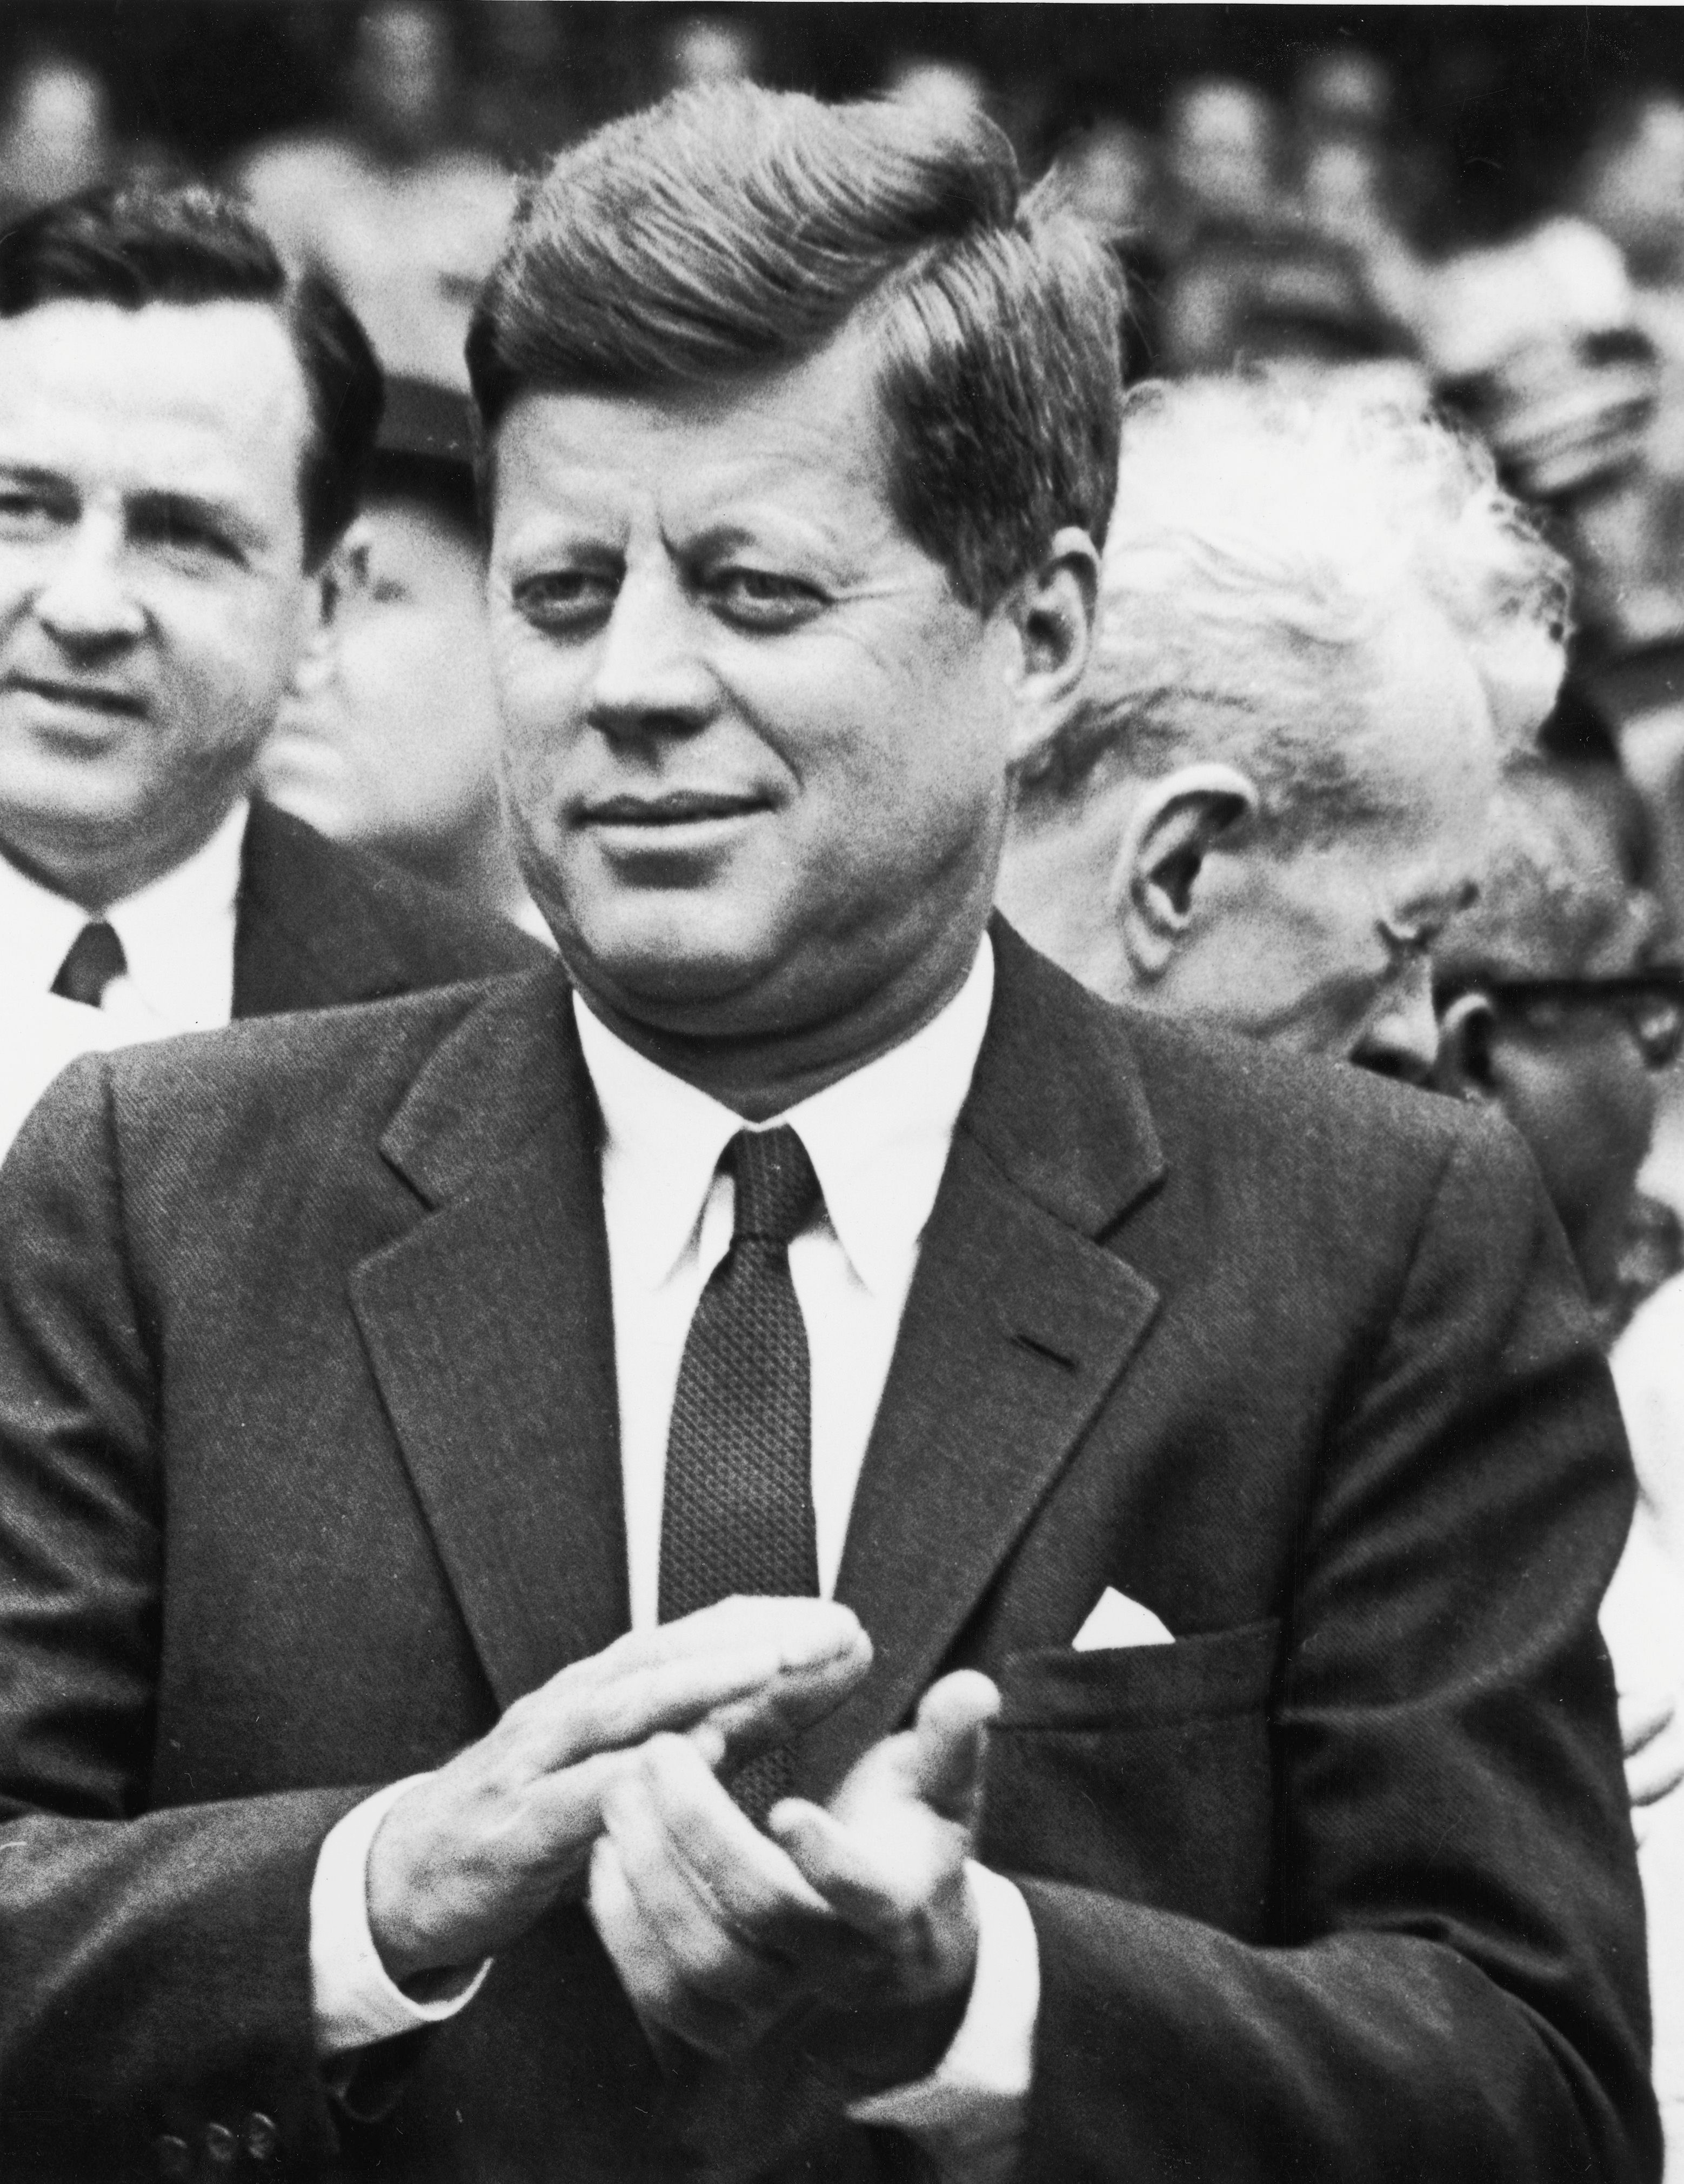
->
<box><xmin>659</xmin><ymin>1125</ymin><xmax>820</xmax><ymax>1825</ymax></box>
<box><xmin>50</xmin><ymin>921</ymin><xmax>126</xmax><ymax>1008</ymax></box>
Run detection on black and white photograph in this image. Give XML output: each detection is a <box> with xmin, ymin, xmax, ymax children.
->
<box><xmin>1</xmin><ymin>4</ymin><xmax>1682</xmax><ymax>2178</ymax></box>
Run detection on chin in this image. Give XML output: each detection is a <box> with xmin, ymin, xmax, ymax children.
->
<box><xmin>562</xmin><ymin>902</ymin><xmax>788</xmax><ymax>1025</ymax></box>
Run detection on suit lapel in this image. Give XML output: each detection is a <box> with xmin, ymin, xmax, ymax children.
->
<box><xmin>804</xmin><ymin>923</ymin><xmax>1168</xmax><ymax>1794</ymax></box>
<box><xmin>350</xmin><ymin>975</ymin><xmax>630</xmax><ymax>1709</ymax></box>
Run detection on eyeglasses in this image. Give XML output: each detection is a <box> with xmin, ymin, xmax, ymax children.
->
<box><xmin>1434</xmin><ymin>969</ymin><xmax>1684</xmax><ymax>1071</ymax></box>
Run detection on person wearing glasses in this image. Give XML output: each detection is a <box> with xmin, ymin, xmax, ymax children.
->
<box><xmin>1430</xmin><ymin>725</ymin><xmax>1684</xmax><ymax>2177</ymax></box>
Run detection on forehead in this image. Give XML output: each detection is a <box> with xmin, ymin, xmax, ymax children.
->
<box><xmin>0</xmin><ymin>298</ymin><xmax>310</xmax><ymax>513</ymax></box>
<box><xmin>488</xmin><ymin>330</ymin><xmax>906</xmax><ymax>560</ymax></box>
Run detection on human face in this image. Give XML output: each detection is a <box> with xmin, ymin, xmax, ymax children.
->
<box><xmin>489</xmin><ymin>332</ymin><xmax>1024</xmax><ymax>1057</ymax></box>
<box><xmin>261</xmin><ymin>492</ymin><xmax>501</xmax><ymax>864</ymax></box>
<box><xmin>1166</xmin><ymin>600</ymin><xmax>1501</xmax><ymax>1078</ymax></box>
<box><xmin>0</xmin><ymin>299</ymin><xmax>317</xmax><ymax>907</ymax></box>
<box><xmin>1436</xmin><ymin>778</ymin><xmax>1667</xmax><ymax>1304</ymax></box>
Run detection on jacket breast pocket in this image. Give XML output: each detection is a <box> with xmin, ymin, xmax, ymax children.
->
<box><xmin>979</xmin><ymin>1618</ymin><xmax>1281</xmax><ymax>1938</ymax></box>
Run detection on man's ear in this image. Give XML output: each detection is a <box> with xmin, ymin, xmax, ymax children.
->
<box><xmin>1431</xmin><ymin>992</ymin><xmax>1501</xmax><ymax>1105</ymax></box>
<box><xmin>1001</xmin><ymin>526</ymin><xmax>1102</xmax><ymax>772</ymax></box>
<box><xmin>289</xmin><ymin>520</ymin><xmax>371</xmax><ymax>702</ymax></box>
<box><xmin>1110</xmin><ymin>763</ymin><xmax>1260</xmax><ymax>979</ymax></box>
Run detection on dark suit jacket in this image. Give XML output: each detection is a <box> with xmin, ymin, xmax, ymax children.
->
<box><xmin>232</xmin><ymin>800</ymin><xmax>547</xmax><ymax>1015</ymax></box>
<box><xmin>0</xmin><ymin>924</ymin><xmax>1658</xmax><ymax>2183</ymax></box>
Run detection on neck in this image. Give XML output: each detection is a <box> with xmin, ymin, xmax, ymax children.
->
<box><xmin>0</xmin><ymin>798</ymin><xmax>245</xmax><ymax>915</ymax></box>
<box><xmin>573</xmin><ymin>920</ymin><xmax>987</xmax><ymax>1121</ymax></box>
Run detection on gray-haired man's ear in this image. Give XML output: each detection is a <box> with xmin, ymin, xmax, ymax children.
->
<box><xmin>288</xmin><ymin>519</ymin><xmax>372</xmax><ymax>704</ymax></box>
<box><xmin>1430</xmin><ymin>992</ymin><xmax>1501</xmax><ymax>1105</ymax></box>
<box><xmin>1109</xmin><ymin>762</ymin><xmax>1259</xmax><ymax>980</ymax></box>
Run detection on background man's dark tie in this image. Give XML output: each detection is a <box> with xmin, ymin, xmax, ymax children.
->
<box><xmin>659</xmin><ymin>1124</ymin><xmax>820</xmax><ymax>1824</ymax></box>
<box><xmin>50</xmin><ymin>922</ymin><xmax>126</xmax><ymax>1008</ymax></box>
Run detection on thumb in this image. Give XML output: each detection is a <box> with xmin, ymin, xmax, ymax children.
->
<box><xmin>907</xmin><ymin>1671</ymin><xmax>1000</xmax><ymax>1824</ymax></box>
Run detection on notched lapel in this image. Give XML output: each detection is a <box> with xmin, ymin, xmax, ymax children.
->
<box><xmin>351</xmin><ymin>983</ymin><xmax>629</xmax><ymax>1711</ymax></box>
<box><xmin>804</xmin><ymin>930</ymin><xmax>1169</xmax><ymax>1793</ymax></box>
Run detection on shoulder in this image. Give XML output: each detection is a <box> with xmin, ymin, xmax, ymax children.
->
<box><xmin>987</xmin><ymin>919</ymin><xmax>1538</xmax><ymax>1268</ymax></box>
<box><xmin>240</xmin><ymin>803</ymin><xmax>551</xmax><ymax>989</ymax></box>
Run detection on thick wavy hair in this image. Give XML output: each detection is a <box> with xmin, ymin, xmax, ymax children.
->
<box><xmin>1016</xmin><ymin>372</ymin><xmax>1571</xmax><ymax>837</ymax></box>
<box><xmin>466</xmin><ymin>85</ymin><xmax>1125</xmax><ymax>612</ymax></box>
<box><xmin>0</xmin><ymin>181</ymin><xmax>383</xmax><ymax>570</ymax></box>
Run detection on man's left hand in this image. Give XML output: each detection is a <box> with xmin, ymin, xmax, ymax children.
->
<box><xmin>589</xmin><ymin>1669</ymin><xmax>1000</xmax><ymax>2092</ymax></box>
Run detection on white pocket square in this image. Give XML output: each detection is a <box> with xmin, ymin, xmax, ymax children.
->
<box><xmin>1073</xmin><ymin>1587</ymin><xmax>1174</xmax><ymax>1651</ymax></box>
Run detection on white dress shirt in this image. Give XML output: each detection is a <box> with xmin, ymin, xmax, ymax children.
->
<box><xmin>0</xmin><ymin>801</ymin><xmax>248</xmax><ymax>1038</ymax></box>
<box><xmin>310</xmin><ymin>936</ymin><xmax>1039</xmax><ymax>2180</ymax></box>
<box><xmin>0</xmin><ymin>987</ymin><xmax>126</xmax><ymax>1161</ymax></box>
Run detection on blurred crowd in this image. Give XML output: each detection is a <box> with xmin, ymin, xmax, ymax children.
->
<box><xmin>4</xmin><ymin>5</ymin><xmax>1684</xmax><ymax>2170</ymax></box>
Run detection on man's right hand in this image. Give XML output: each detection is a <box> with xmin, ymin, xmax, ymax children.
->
<box><xmin>366</xmin><ymin>1598</ymin><xmax>871</xmax><ymax>1983</ymax></box>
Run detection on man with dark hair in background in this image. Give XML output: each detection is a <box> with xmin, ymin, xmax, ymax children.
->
<box><xmin>0</xmin><ymin>91</ymin><xmax>1656</xmax><ymax>2184</ymax></box>
<box><xmin>0</xmin><ymin>182</ymin><xmax>543</xmax><ymax>1043</ymax></box>
<box><xmin>259</xmin><ymin>375</ymin><xmax>547</xmax><ymax>938</ymax></box>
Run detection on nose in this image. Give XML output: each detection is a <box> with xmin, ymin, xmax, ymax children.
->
<box><xmin>585</xmin><ymin>560</ymin><xmax>714</xmax><ymax>741</ymax></box>
<box><xmin>1352</xmin><ymin>956</ymin><xmax>1441</xmax><ymax>1085</ymax></box>
<box><xmin>34</xmin><ymin>511</ymin><xmax>145</xmax><ymax>652</ymax></box>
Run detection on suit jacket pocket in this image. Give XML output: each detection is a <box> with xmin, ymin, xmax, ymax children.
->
<box><xmin>981</xmin><ymin>1618</ymin><xmax>1281</xmax><ymax>1936</ymax></box>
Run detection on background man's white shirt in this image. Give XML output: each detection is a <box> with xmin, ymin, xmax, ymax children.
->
<box><xmin>0</xmin><ymin>799</ymin><xmax>246</xmax><ymax>1038</ymax></box>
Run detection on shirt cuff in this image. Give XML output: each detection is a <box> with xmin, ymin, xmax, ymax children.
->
<box><xmin>847</xmin><ymin>1862</ymin><xmax>1038</xmax><ymax>2181</ymax></box>
<box><xmin>310</xmin><ymin>1776</ymin><xmax>492</xmax><ymax>2056</ymax></box>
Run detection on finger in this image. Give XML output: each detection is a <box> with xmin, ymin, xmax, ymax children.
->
<box><xmin>590</xmin><ymin>1833</ymin><xmax>766</xmax><ymax>2058</ymax></box>
<box><xmin>604</xmin><ymin>1736</ymin><xmax>827</xmax><ymax>1989</ymax></box>
<box><xmin>1630</xmin><ymin>1754</ymin><xmax>1684</xmax><ymax>1808</ymax></box>
<box><xmin>905</xmin><ymin>1672</ymin><xmax>1000</xmax><ymax>1823</ymax></box>
<box><xmin>587</xmin><ymin>1598</ymin><xmax>867</xmax><ymax>1691</ymax></box>
<box><xmin>516</xmin><ymin>1646</ymin><xmax>808</xmax><ymax>1771</ymax></box>
<box><xmin>769</xmin><ymin>1797</ymin><xmax>928</xmax><ymax>1939</ymax></box>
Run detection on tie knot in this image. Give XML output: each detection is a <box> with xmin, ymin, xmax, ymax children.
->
<box><xmin>729</xmin><ymin>1126</ymin><xmax>819</xmax><ymax>1246</ymax></box>
<box><xmin>51</xmin><ymin>920</ymin><xmax>127</xmax><ymax>1009</ymax></box>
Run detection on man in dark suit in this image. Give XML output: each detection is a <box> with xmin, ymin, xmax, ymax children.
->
<box><xmin>0</xmin><ymin>87</ymin><xmax>1659</xmax><ymax>2184</ymax></box>
<box><xmin>0</xmin><ymin>182</ymin><xmax>541</xmax><ymax>1040</ymax></box>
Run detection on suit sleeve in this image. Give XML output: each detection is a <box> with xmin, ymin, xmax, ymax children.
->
<box><xmin>1014</xmin><ymin>1112</ymin><xmax>1660</xmax><ymax>2184</ymax></box>
<box><xmin>0</xmin><ymin>1060</ymin><xmax>364</xmax><ymax>2181</ymax></box>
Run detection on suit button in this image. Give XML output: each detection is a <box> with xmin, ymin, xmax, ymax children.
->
<box><xmin>154</xmin><ymin>2135</ymin><xmax>191</xmax><ymax>2180</ymax></box>
<box><xmin>244</xmin><ymin>2113</ymin><xmax>279</xmax><ymax>2162</ymax></box>
<box><xmin>205</xmin><ymin>2121</ymin><xmax>238</xmax><ymax>2165</ymax></box>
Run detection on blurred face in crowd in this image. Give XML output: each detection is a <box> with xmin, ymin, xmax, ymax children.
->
<box><xmin>260</xmin><ymin>487</ymin><xmax>502</xmax><ymax>876</ymax></box>
<box><xmin>1000</xmin><ymin>595</ymin><xmax>1499</xmax><ymax>1081</ymax></box>
<box><xmin>0</xmin><ymin>299</ymin><xmax>322</xmax><ymax>909</ymax></box>
<box><xmin>487</xmin><ymin>325</ymin><xmax>1092</xmax><ymax>1076</ymax></box>
<box><xmin>1432</xmin><ymin>769</ymin><xmax>1675</xmax><ymax>1304</ymax></box>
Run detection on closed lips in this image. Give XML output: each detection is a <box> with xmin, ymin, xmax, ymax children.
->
<box><xmin>10</xmin><ymin>676</ymin><xmax>143</xmax><ymax>714</ymax></box>
<box><xmin>585</xmin><ymin>792</ymin><xmax>765</xmax><ymax>823</ymax></box>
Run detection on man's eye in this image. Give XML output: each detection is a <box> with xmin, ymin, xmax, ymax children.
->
<box><xmin>709</xmin><ymin>569</ymin><xmax>823</xmax><ymax>630</ymax></box>
<box><xmin>511</xmin><ymin>569</ymin><xmax>617</xmax><ymax>631</ymax></box>
<box><xmin>135</xmin><ymin>513</ymin><xmax>237</xmax><ymax>564</ymax></box>
<box><xmin>0</xmin><ymin>491</ymin><xmax>60</xmax><ymax>532</ymax></box>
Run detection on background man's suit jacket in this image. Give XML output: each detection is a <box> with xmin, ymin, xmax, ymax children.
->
<box><xmin>232</xmin><ymin>799</ymin><xmax>547</xmax><ymax>1014</ymax></box>
<box><xmin>0</xmin><ymin>924</ymin><xmax>1657</xmax><ymax>2183</ymax></box>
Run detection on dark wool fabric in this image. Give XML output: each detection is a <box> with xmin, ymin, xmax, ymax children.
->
<box><xmin>660</xmin><ymin>1126</ymin><xmax>821</xmax><ymax>1822</ymax></box>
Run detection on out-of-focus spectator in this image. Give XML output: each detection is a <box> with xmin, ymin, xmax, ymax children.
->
<box><xmin>884</xmin><ymin>57</ymin><xmax>991</xmax><ymax>131</ymax></box>
<box><xmin>467</xmin><ymin>3</ymin><xmax>583</xmax><ymax>172</ymax></box>
<box><xmin>656</xmin><ymin>11</ymin><xmax>760</xmax><ymax>96</ymax></box>
<box><xmin>1429</xmin><ymin>737</ymin><xmax>1684</xmax><ymax>2172</ymax></box>
<box><xmin>260</xmin><ymin>376</ymin><xmax>547</xmax><ymax>939</ymax></box>
<box><xmin>0</xmin><ymin>49</ymin><xmax>117</xmax><ymax>226</ymax></box>
<box><xmin>998</xmin><ymin>373</ymin><xmax>1565</xmax><ymax>1078</ymax></box>
<box><xmin>0</xmin><ymin>182</ymin><xmax>543</xmax><ymax>1039</ymax></box>
<box><xmin>232</xmin><ymin>1</ymin><xmax>513</xmax><ymax>389</ymax></box>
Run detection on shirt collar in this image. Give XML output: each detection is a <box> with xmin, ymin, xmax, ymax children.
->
<box><xmin>575</xmin><ymin>936</ymin><xmax>994</xmax><ymax>1297</ymax></box>
<box><xmin>0</xmin><ymin>800</ymin><xmax>249</xmax><ymax>1025</ymax></box>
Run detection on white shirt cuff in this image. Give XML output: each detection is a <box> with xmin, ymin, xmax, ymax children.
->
<box><xmin>847</xmin><ymin>1861</ymin><xmax>1038</xmax><ymax>2182</ymax></box>
<box><xmin>310</xmin><ymin>1776</ymin><xmax>491</xmax><ymax>2056</ymax></box>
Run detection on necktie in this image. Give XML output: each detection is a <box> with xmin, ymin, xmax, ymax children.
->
<box><xmin>50</xmin><ymin>921</ymin><xmax>126</xmax><ymax>1008</ymax></box>
<box><xmin>659</xmin><ymin>1125</ymin><xmax>820</xmax><ymax>1823</ymax></box>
